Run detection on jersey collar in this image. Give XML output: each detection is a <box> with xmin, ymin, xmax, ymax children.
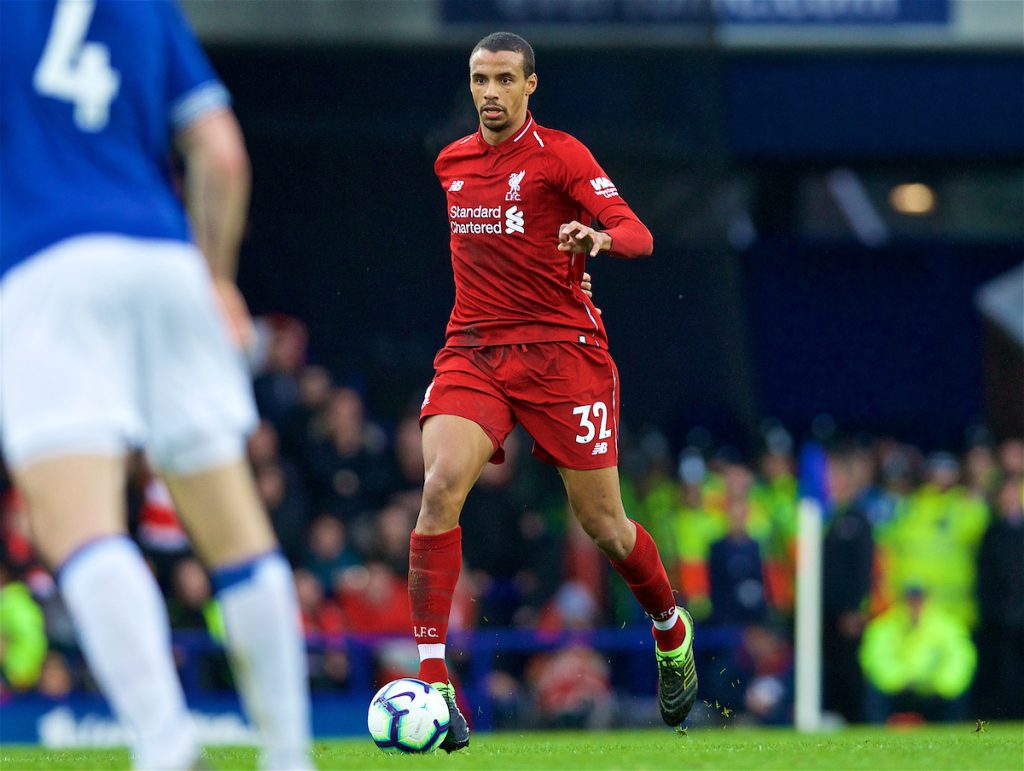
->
<box><xmin>477</xmin><ymin>112</ymin><xmax>536</xmax><ymax>154</ymax></box>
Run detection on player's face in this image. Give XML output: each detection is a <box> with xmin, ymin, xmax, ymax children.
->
<box><xmin>469</xmin><ymin>49</ymin><xmax>537</xmax><ymax>144</ymax></box>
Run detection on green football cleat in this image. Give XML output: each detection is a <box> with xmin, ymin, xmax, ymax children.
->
<box><xmin>655</xmin><ymin>608</ymin><xmax>698</xmax><ymax>728</ymax></box>
<box><xmin>432</xmin><ymin>681</ymin><xmax>470</xmax><ymax>753</ymax></box>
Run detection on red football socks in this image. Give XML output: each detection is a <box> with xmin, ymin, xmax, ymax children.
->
<box><xmin>409</xmin><ymin>526</ymin><xmax>462</xmax><ymax>684</ymax></box>
<box><xmin>609</xmin><ymin>520</ymin><xmax>685</xmax><ymax>651</ymax></box>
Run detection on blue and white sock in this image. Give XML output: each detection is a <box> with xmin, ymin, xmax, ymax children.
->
<box><xmin>58</xmin><ymin>536</ymin><xmax>197</xmax><ymax>770</ymax></box>
<box><xmin>213</xmin><ymin>551</ymin><xmax>312</xmax><ymax>771</ymax></box>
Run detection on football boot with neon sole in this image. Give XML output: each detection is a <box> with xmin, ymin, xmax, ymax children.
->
<box><xmin>432</xmin><ymin>681</ymin><xmax>469</xmax><ymax>753</ymax></box>
<box><xmin>656</xmin><ymin>607</ymin><xmax>698</xmax><ymax>727</ymax></box>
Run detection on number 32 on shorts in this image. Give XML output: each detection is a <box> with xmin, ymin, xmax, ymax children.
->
<box><xmin>573</xmin><ymin>401</ymin><xmax>613</xmax><ymax>444</ymax></box>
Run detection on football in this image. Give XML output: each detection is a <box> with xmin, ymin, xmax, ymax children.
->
<box><xmin>366</xmin><ymin>678</ymin><xmax>451</xmax><ymax>753</ymax></box>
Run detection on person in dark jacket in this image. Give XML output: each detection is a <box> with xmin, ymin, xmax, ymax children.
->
<box><xmin>822</xmin><ymin>446</ymin><xmax>875</xmax><ymax>723</ymax></box>
<box><xmin>975</xmin><ymin>475</ymin><xmax>1024</xmax><ymax>719</ymax></box>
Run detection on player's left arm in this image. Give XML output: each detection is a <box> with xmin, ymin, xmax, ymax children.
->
<box><xmin>558</xmin><ymin>203</ymin><xmax>653</xmax><ymax>259</ymax></box>
<box><xmin>551</xmin><ymin>139</ymin><xmax>654</xmax><ymax>259</ymax></box>
<box><xmin>162</xmin><ymin>0</ymin><xmax>253</xmax><ymax>347</ymax></box>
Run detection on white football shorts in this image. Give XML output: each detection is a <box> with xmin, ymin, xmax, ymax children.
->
<box><xmin>0</xmin><ymin>234</ymin><xmax>257</xmax><ymax>473</ymax></box>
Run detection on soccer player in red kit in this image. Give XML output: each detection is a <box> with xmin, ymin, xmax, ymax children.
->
<box><xmin>410</xmin><ymin>32</ymin><xmax>697</xmax><ymax>751</ymax></box>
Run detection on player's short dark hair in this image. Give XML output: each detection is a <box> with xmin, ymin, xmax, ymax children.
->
<box><xmin>471</xmin><ymin>32</ymin><xmax>535</xmax><ymax>78</ymax></box>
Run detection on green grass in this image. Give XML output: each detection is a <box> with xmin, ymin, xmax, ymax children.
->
<box><xmin>2</xmin><ymin>725</ymin><xmax>1022</xmax><ymax>770</ymax></box>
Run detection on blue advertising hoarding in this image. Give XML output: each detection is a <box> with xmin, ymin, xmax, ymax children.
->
<box><xmin>443</xmin><ymin>0</ymin><xmax>951</xmax><ymax>25</ymax></box>
<box><xmin>0</xmin><ymin>693</ymin><xmax>369</xmax><ymax>746</ymax></box>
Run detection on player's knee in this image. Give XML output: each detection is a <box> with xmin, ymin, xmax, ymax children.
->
<box><xmin>419</xmin><ymin>472</ymin><xmax>466</xmax><ymax>529</ymax></box>
<box><xmin>578</xmin><ymin>512</ymin><xmax>631</xmax><ymax>560</ymax></box>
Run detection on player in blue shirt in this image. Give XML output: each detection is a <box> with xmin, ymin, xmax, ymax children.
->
<box><xmin>0</xmin><ymin>2</ymin><xmax>312</xmax><ymax>768</ymax></box>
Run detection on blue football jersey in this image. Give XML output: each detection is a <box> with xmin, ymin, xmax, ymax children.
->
<box><xmin>0</xmin><ymin>0</ymin><xmax>230</xmax><ymax>279</ymax></box>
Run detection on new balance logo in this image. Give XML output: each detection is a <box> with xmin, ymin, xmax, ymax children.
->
<box><xmin>505</xmin><ymin>205</ymin><xmax>525</xmax><ymax>234</ymax></box>
<box><xmin>592</xmin><ymin>442</ymin><xmax>609</xmax><ymax>456</ymax></box>
<box><xmin>506</xmin><ymin>170</ymin><xmax>525</xmax><ymax>201</ymax></box>
<box><xmin>448</xmin><ymin>180</ymin><xmax>464</xmax><ymax>191</ymax></box>
<box><xmin>590</xmin><ymin>176</ymin><xmax>618</xmax><ymax>198</ymax></box>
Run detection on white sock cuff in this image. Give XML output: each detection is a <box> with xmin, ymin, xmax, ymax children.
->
<box><xmin>58</xmin><ymin>535</ymin><xmax>138</xmax><ymax>590</ymax></box>
<box><xmin>651</xmin><ymin>606</ymin><xmax>679</xmax><ymax>631</ymax></box>
<box><xmin>418</xmin><ymin>643</ymin><xmax>446</xmax><ymax>661</ymax></box>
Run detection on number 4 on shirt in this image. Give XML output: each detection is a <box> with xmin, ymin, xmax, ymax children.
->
<box><xmin>33</xmin><ymin>0</ymin><xmax>121</xmax><ymax>132</ymax></box>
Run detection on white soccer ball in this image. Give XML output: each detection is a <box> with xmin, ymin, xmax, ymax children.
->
<box><xmin>367</xmin><ymin>678</ymin><xmax>451</xmax><ymax>753</ymax></box>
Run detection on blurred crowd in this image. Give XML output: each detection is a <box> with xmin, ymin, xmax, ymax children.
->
<box><xmin>1</xmin><ymin>314</ymin><xmax>1021</xmax><ymax>730</ymax></box>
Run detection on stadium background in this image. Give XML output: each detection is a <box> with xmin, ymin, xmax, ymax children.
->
<box><xmin>1</xmin><ymin>0</ymin><xmax>1022</xmax><ymax>748</ymax></box>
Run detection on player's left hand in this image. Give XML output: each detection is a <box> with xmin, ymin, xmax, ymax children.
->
<box><xmin>213</xmin><ymin>278</ymin><xmax>256</xmax><ymax>352</ymax></box>
<box><xmin>580</xmin><ymin>272</ymin><xmax>602</xmax><ymax>315</ymax></box>
<box><xmin>558</xmin><ymin>221</ymin><xmax>611</xmax><ymax>257</ymax></box>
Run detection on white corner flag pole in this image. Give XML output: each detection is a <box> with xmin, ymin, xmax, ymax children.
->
<box><xmin>795</xmin><ymin>496</ymin><xmax>824</xmax><ymax>732</ymax></box>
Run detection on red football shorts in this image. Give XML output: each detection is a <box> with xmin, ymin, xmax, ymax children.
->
<box><xmin>420</xmin><ymin>342</ymin><xmax>620</xmax><ymax>470</ymax></box>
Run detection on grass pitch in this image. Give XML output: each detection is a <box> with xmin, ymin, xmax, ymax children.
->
<box><xmin>2</xmin><ymin>724</ymin><xmax>1022</xmax><ymax>770</ymax></box>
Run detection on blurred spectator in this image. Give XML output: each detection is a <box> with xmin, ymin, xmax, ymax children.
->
<box><xmin>739</xmin><ymin>626</ymin><xmax>794</xmax><ymax>725</ymax></box>
<box><xmin>879</xmin><ymin>452</ymin><xmax>988</xmax><ymax>627</ymax></box>
<box><xmin>303</xmin><ymin>515</ymin><xmax>359</xmax><ymax>595</ymax></box>
<box><xmin>711</xmin><ymin>624</ymin><xmax>794</xmax><ymax>726</ymax></box>
<box><xmin>279</xmin><ymin>365</ymin><xmax>334</xmax><ymax>461</ymax></box>
<box><xmin>536</xmin><ymin>580</ymin><xmax>600</xmax><ymax>633</ymax></box>
<box><xmin>753</xmin><ymin>426</ymin><xmax>798</xmax><ymax>615</ymax></box>
<box><xmin>997</xmin><ymin>438</ymin><xmax>1024</xmax><ymax>477</ymax></box>
<box><xmin>822</xmin><ymin>446</ymin><xmax>875</xmax><ymax>723</ymax></box>
<box><xmin>337</xmin><ymin>561</ymin><xmax>410</xmax><ymax>634</ymax></box>
<box><xmin>975</xmin><ymin>474</ymin><xmax>1024</xmax><ymax>719</ymax></box>
<box><xmin>708</xmin><ymin>496</ymin><xmax>767</xmax><ymax>626</ymax></box>
<box><xmin>512</xmin><ymin>509</ymin><xmax>564</xmax><ymax>628</ymax></box>
<box><xmin>249</xmin><ymin>420</ymin><xmax>311</xmax><ymax>566</ymax></box>
<box><xmin>527</xmin><ymin>581</ymin><xmax>614</xmax><ymax>728</ymax></box>
<box><xmin>295</xmin><ymin>568</ymin><xmax>345</xmax><ymax>637</ymax></box>
<box><xmin>135</xmin><ymin>470</ymin><xmax>190</xmax><ymax>557</ymax></box>
<box><xmin>391</xmin><ymin>412</ymin><xmax>426</xmax><ymax>495</ymax></box>
<box><xmin>165</xmin><ymin>559</ymin><xmax>231</xmax><ymax>690</ymax></box>
<box><xmin>964</xmin><ymin>440</ymin><xmax>999</xmax><ymax>500</ymax></box>
<box><xmin>1</xmin><ymin>487</ymin><xmax>37</xmax><ymax>577</ymax></box>
<box><xmin>860</xmin><ymin>585</ymin><xmax>975</xmax><ymax>724</ymax></box>
<box><xmin>0</xmin><ymin>557</ymin><xmax>47</xmax><ymax>692</ymax></box>
<box><xmin>371</xmin><ymin>502</ymin><xmax>416</xmax><ymax>576</ymax></box>
<box><xmin>461</xmin><ymin>430</ymin><xmax>534</xmax><ymax>627</ymax></box>
<box><xmin>304</xmin><ymin>388</ymin><xmax>394</xmax><ymax>518</ymax></box>
<box><xmin>36</xmin><ymin>651</ymin><xmax>74</xmax><ymax>698</ymax></box>
<box><xmin>252</xmin><ymin>314</ymin><xmax>308</xmax><ymax>429</ymax></box>
<box><xmin>648</xmin><ymin>448</ymin><xmax>719</xmax><ymax>621</ymax></box>
<box><xmin>294</xmin><ymin>568</ymin><xmax>349</xmax><ymax>691</ymax></box>
<box><xmin>525</xmin><ymin>644</ymin><xmax>615</xmax><ymax>729</ymax></box>
<box><xmin>166</xmin><ymin>558</ymin><xmax>216</xmax><ymax>632</ymax></box>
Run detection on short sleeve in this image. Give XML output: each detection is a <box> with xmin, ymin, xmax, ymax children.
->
<box><xmin>548</xmin><ymin>137</ymin><xmax>625</xmax><ymax>219</ymax></box>
<box><xmin>160</xmin><ymin>1</ymin><xmax>230</xmax><ymax>132</ymax></box>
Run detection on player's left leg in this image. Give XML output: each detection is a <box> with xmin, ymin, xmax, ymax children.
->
<box><xmin>141</xmin><ymin>242</ymin><xmax>312</xmax><ymax>771</ymax></box>
<box><xmin>163</xmin><ymin>460</ymin><xmax>312</xmax><ymax>771</ymax></box>
<box><xmin>559</xmin><ymin>465</ymin><xmax>698</xmax><ymax>728</ymax></box>
<box><xmin>14</xmin><ymin>456</ymin><xmax>200</xmax><ymax>770</ymax></box>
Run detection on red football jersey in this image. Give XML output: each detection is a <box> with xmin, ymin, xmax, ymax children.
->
<box><xmin>435</xmin><ymin>113</ymin><xmax>652</xmax><ymax>348</ymax></box>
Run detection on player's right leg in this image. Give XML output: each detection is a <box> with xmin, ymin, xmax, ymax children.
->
<box><xmin>412</xmin><ymin>413</ymin><xmax>496</xmax><ymax>753</ymax></box>
<box><xmin>0</xmin><ymin>237</ymin><xmax>200</xmax><ymax>769</ymax></box>
<box><xmin>140</xmin><ymin>241</ymin><xmax>312</xmax><ymax>771</ymax></box>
